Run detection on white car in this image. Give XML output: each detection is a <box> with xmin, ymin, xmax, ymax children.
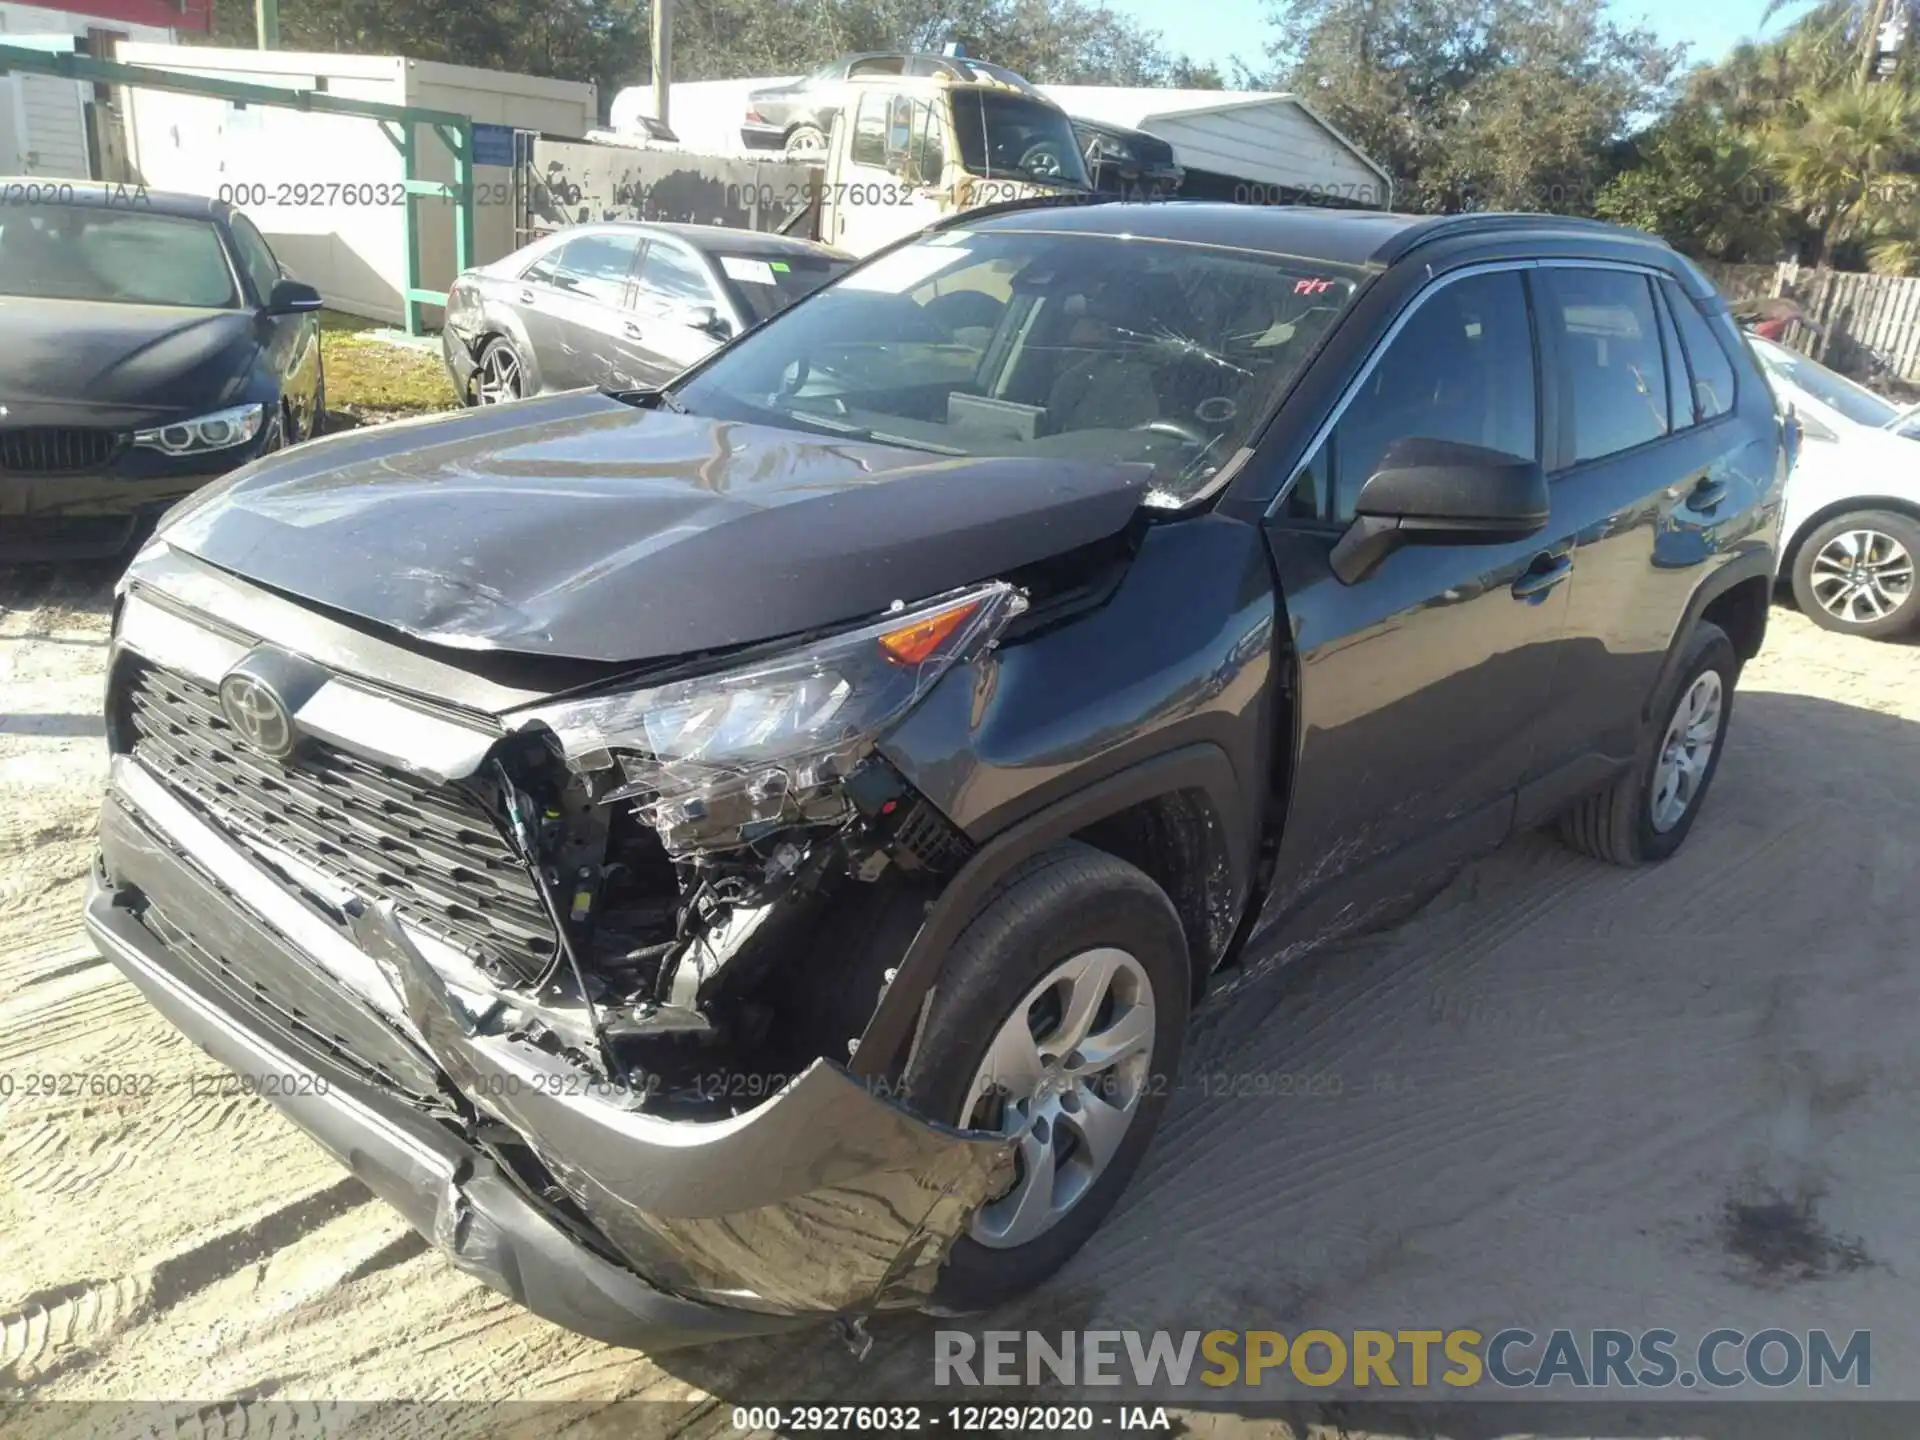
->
<box><xmin>1749</xmin><ymin>333</ymin><xmax>1920</xmax><ymax>639</ymax></box>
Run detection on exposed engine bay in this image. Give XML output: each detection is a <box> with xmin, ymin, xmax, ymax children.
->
<box><xmin>466</xmin><ymin>728</ymin><xmax>975</xmax><ymax>1119</ymax></box>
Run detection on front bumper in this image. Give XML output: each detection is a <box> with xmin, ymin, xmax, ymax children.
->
<box><xmin>441</xmin><ymin>327</ymin><xmax>478</xmax><ymax>402</ymax></box>
<box><xmin>89</xmin><ymin>754</ymin><xmax>1012</xmax><ymax>1346</ymax></box>
<box><xmin>0</xmin><ymin>434</ymin><xmax>276</xmax><ymax>561</ymax></box>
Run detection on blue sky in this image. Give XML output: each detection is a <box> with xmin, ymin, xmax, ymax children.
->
<box><xmin>1105</xmin><ymin>0</ymin><xmax>1817</xmax><ymax>79</ymax></box>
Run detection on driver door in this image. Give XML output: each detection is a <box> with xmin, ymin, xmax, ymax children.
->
<box><xmin>1255</xmin><ymin>265</ymin><xmax>1578</xmax><ymax>935</ymax></box>
<box><xmin>827</xmin><ymin>90</ymin><xmax>946</xmax><ymax>255</ymax></box>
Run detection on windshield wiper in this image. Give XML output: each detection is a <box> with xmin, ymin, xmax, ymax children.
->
<box><xmin>604</xmin><ymin>383</ymin><xmax>688</xmax><ymax>414</ymax></box>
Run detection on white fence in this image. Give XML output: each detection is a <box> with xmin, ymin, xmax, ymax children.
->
<box><xmin>1700</xmin><ymin>259</ymin><xmax>1920</xmax><ymax>386</ymax></box>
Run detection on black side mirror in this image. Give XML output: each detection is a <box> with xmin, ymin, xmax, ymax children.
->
<box><xmin>265</xmin><ymin>278</ymin><xmax>323</xmax><ymax>315</ymax></box>
<box><xmin>1329</xmin><ymin>436</ymin><xmax>1548</xmax><ymax>584</ymax></box>
<box><xmin>686</xmin><ymin>304</ymin><xmax>731</xmax><ymax>339</ymax></box>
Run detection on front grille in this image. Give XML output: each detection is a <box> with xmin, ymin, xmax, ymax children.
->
<box><xmin>141</xmin><ymin>900</ymin><xmax>446</xmax><ymax>1108</ymax></box>
<box><xmin>0</xmin><ymin>426</ymin><xmax>125</xmax><ymax>474</ymax></box>
<box><xmin>123</xmin><ymin>659</ymin><xmax>557</xmax><ymax>984</ymax></box>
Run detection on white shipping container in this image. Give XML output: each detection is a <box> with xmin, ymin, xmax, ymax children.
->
<box><xmin>115</xmin><ymin>44</ymin><xmax>596</xmax><ymax>324</ymax></box>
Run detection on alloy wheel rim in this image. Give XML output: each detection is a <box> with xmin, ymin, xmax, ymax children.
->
<box><xmin>476</xmin><ymin>345</ymin><xmax>521</xmax><ymax>404</ymax></box>
<box><xmin>1810</xmin><ymin>529</ymin><xmax>1914</xmax><ymax>626</ymax></box>
<box><xmin>1650</xmin><ymin>670</ymin><xmax>1723</xmax><ymax>834</ymax></box>
<box><xmin>961</xmin><ymin>947</ymin><xmax>1155</xmax><ymax>1250</ymax></box>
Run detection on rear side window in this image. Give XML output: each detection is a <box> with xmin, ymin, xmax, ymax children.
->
<box><xmin>521</xmin><ymin>241</ymin><xmax>565</xmax><ymax>285</ymax></box>
<box><xmin>1539</xmin><ymin>269</ymin><xmax>1670</xmax><ymax>465</ymax></box>
<box><xmin>1316</xmin><ymin>269</ymin><xmax>1538</xmax><ymax>521</ymax></box>
<box><xmin>1653</xmin><ymin>284</ymin><xmax>1691</xmax><ymax>430</ymax></box>
<box><xmin>1660</xmin><ymin>278</ymin><xmax>1736</xmax><ymax>421</ymax></box>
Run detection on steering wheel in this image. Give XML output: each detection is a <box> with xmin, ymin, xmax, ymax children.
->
<box><xmin>1130</xmin><ymin>418</ymin><xmax>1210</xmax><ymax>447</ymax></box>
<box><xmin>1018</xmin><ymin>142</ymin><xmax>1065</xmax><ymax>179</ymax></box>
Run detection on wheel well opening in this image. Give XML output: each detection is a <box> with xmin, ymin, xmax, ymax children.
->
<box><xmin>1784</xmin><ymin>497</ymin><xmax>1920</xmax><ymax>573</ymax></box>
<box><xmin>1073</xmin><ymin>788</ymin><xmax>1235</xmax><ymax>999</ymax></box>
<box><xmin>1702</xmin><ymin>575</ymin><xmax>1769</xmax><ymax>663</ymax></box>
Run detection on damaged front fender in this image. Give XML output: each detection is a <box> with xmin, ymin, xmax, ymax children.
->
<box><xmin>351</xmin><ymin>898</ymin><xmax>1014</xmax><ymax>1315</ymax></box>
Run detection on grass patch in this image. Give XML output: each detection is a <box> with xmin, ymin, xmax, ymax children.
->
<box><xmin>320</xmin><ymin>309</ymin><xmax>461</xmax><ymax>422</ymax></box>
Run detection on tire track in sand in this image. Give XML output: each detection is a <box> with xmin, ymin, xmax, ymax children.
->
<box><xmin>0</xmin><ymin>1177</ymin><xmax>369</xmax><ymax>1390</ymax></box>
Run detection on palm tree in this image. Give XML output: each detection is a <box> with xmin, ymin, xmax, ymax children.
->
<box><xmin>1766</xmin><ymin>82</ymin><xmax>1920</xmax><ymax>261</ymax></box>
<box><xmin>1760</xmin><ymin>0</ymin><xmax>1918</xmax><ymax>88</ymax></box>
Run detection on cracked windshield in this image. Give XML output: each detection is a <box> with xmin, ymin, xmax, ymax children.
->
<box><xmin>674</xmin><ymin>228</ymin><xmax>1362</xmax><ymax>506</ymax></box>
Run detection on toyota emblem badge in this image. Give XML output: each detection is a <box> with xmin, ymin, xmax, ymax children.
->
<box><xmin>218</xmin><ymin>671</ymin><xmax>296</xmax><ymax>758</ymax></box>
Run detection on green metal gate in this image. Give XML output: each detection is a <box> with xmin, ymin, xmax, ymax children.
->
<box><xmin>0</xmin><ymin>42</ymin><xmax>477</xmax><ymax>335</ymax></box>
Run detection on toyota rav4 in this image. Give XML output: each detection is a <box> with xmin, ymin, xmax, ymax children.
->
<box><xmin>89</xmin><ymin>202</ymin><xmax>1787</xmax><ymax>1350</ymax></box>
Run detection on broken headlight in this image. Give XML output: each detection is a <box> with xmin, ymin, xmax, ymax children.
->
<box><xmin>523</xmin><ymin>582</ymin><xmax>1026</xmax><ymax>854</ymax></box>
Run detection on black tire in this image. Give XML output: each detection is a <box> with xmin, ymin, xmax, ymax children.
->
<box><xmin>1789</xmin><ymin>509</ymin><xmax>1920</xmax><ymax>640</ymax></box>
<box><xmin>783</xmin><ymin>123</ymin><xmax>827</xmax><ymax>157</ymax></box>
<box><xmin>1556</xmin><ymin>621</ymin><xmax>1737</xmax><ymax>866</ymax></box>
<box><xmin>902</xmin><ymin>842</ymin><xmax>1189</xmax><ymax>1313</ymax></box>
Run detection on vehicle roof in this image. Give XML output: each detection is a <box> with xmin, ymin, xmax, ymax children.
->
<box><xmin>537</xmin><ymin>220</ymin><xmax>847</xmax><ymax>259</ymax></box>
<box><xmin>651</xmin><ymin>223</ymin><xmax>849</xmax><ymax>258</ymax></box>
<box><xmin>954</xmin><ymin>199</ymin><xmax>1675</xmax><ymax>270</ymax></box>
<box><xmin>830</xmin><ymin>71</ymin><xmax>1049</xmax><ymax>100</ymax></box>
<box><xmin>0</xmin><ymin>180</ymin><xmax>227</xmax><ymax>222</ymax></box>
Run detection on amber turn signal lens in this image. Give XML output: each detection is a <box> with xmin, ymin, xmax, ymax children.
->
<box><xmin>877</xmin><ymin>599</ymin><xmax>982</xmax><ymax>665</ymax></box>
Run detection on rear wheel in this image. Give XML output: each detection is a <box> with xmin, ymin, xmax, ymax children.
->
<box><xmin>901</xmin><ymin>842</ymin><xmax>1189</xmax><ymax>1312</ymax></box>
<box><xmin>1790</xmin><ymin>509</ymin><xmax>1920</xmax><ymax>639</ymax></box>
<box><xmin>1556</xmin><ymin>621</ymin><xmax>1736</xmax><ymax>865</ymax></box>
<box><xmin>784</xmin><ymin>123</ymin><xmax>827</xmax><ymax>158</ymax></box>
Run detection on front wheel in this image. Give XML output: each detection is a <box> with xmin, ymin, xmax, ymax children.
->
<box><xmin>472</xmin><ymin>336</ymin><xmax>525</xmax><ymax>405</ymax></box>
<box><xmin>1557</xmin><ymin>621</ymin><xmax>1736</xmax><ymax>865</ymax></box>
<box><xmin>1790</xmin><ymin>509</ymin><xmax>1920</xmax><ymax>639</ymax></box>
<box><xmin>902</xmin><ymin>842</ymin><xmax>1189</xmax><ymax>1312</ymax></box>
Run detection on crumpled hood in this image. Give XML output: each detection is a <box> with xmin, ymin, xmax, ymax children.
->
<box><xmin>0</xmin><ymin>297</ymin><xmax>261</xmax><ymax>429</ymax></box>
<box><xmin>161</xmin><ymin>390</ymin><xmax>1150</xmax><ymax>663</ymax></box>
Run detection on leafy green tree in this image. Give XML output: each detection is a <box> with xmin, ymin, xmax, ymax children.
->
<box><xmin>196</xmin><ymin>0</ymin><xmax>1219</xmax><ymax>102</ymax></box>
<box><xmin>1764</xmin><ymin>82</ymin><xmax>1919</xmax><ymax>263</ymax></box>
<box><xmin>1259</xmin><ymin>0</ymin><xmax>1682</xmax><ymax>214</ymax></box>
<box><xmin>1593</xmin><ymin>109</ymin><xmax>1788</xmax><ymax>259</ymax></box>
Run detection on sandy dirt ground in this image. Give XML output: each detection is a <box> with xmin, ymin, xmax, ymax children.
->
<box><xmin>2</xmin><ymin>556</ymin><xmax>1918</xmax><ymax>1439</ymax></box>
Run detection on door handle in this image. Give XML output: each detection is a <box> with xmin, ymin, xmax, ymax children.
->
<box><xmin>519</xmin><ymin>288</ymin><xmax>536</xmax><ymax>305</ymax></box>
<box><xmin>1688</xmin><ymin>476</ymin><xmax>1729</xmax><ymax>512</ymax></box>
<box><xmin>1511</xmin><ymin>551</ymin><xmax>1573</xmax><ymax>602</ymax></box>
<box><xmin>623</xmin><ymin>320</ymin><xmax>643</xmax><ymax>338</ymax></box>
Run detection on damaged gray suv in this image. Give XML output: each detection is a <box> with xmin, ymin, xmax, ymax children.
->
<box><xmin>89</xmin><ymin>201</ymin><xmax>1787</xmax><ymax>1348</ymax></box>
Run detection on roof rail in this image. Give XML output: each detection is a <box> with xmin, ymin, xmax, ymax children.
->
<box><xmin>1376</xmin><ymin>211</ymin><xmax>1670</xmax><ymax>264</ymax></box>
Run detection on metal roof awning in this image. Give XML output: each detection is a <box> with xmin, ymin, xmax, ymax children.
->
<box><xmin>1039</xmin><ymin>85</ymin><xmax>1393</xmax><ymax>208</ymax></box>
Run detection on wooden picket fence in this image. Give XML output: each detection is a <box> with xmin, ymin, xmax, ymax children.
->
<box><xmin>1699</xmin><ymin>259</ymin><xmax>1920</xmax><ymax>390</ymax></box>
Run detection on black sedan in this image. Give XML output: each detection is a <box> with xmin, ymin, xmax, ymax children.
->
<box><xmin>440</xmin><ymin>222</ymin><xmax>851</xmax><ymax>406</ymax></box>
<box><xmin>0</xmin><ymin>183</ymin><xmax>325</xmax><ymax>562</ymax></box>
